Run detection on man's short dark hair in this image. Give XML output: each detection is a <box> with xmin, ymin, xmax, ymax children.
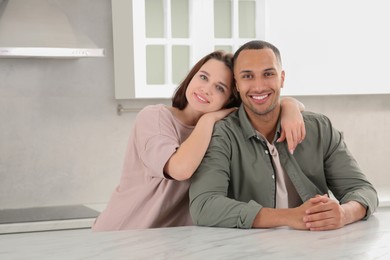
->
<box><xmin>233</xmin><ymin>40</ymin><xmax>282</xmax><ymax>67</ymax></box>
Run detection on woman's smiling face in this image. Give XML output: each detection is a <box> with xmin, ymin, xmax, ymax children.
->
<box><xmin>185</xmin><ymin>58</ymin><xmax>233</xmax><ymax>114</ymax></box>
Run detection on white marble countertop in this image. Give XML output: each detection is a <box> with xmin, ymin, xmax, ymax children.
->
<box><xmin>1</xmin><ymin>207</ymin><xmax>389</xmax><ymax>260</ymax></box>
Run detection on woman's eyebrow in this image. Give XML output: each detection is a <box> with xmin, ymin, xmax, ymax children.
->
<box><xmin>218</xmin><ymin>81</ymin><xmax>228</xmax><ymax>88</ymax></box>
<box><xmin>199</xmin><ymin>70</ymin><xmax>210</xmax><ymax>76</ymax></box>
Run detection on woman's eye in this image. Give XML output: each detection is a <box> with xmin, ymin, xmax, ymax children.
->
<box><xmin>216</xmin><ymin>85</ymin><xmax>225</xmax><ymax>93</ymax></box>
<box><xmin>200</xmin><ymin>74</ymin><xmax>207</xmax><ymax>80</ymax></box>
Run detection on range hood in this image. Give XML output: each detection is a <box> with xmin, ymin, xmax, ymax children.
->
<box><xmin>0</xmin><ymin>0</ymin><xmax>104</xmax><ymax>58</ymax></box>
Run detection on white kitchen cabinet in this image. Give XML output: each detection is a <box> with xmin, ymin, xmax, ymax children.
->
<box><xmin>112</xmin><ymin>0</ymin><xmax>264</xmax><ymax>99</ymax></box>
<box><xmin>113</xmin><ymin>0</ymin><xmax>390</xmax><ymax>99</ymax></box>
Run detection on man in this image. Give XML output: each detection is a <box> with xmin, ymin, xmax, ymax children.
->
<box><xmin>189</xmin><ymin>40</ymin><xmax>378</xmax><ymax>231</ymax></box>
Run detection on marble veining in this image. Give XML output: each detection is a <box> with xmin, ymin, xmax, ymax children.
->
<box><xmin>0</xmin><ymin>207</ymin><xmax>389</xmax><ymax>260</ymax></box>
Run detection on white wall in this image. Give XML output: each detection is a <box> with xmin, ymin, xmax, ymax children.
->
<box><xmin>0</xmin><ymin>0</ymin><xmax>389</xmax><ymax>210</ymax></box>
<box><xmin>295</xmin><ymin>94</ymin><xmax>390</xmax><ymax>205</ymax></box>
<box><xmin>268</xmin><ymin>0</ymin><xmax>390</xmax><ymax>96</ymax></box>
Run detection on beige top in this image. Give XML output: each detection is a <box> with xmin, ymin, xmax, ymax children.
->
<box><xmin>256</xmin><ymin>130</ymin><xmax>301</xmax><ymax>208</ymax></box>
<box><xmin>92</xmin><ymin>105</ymin><xmax>194</xmax><ymax>231</ymax></box>
<box><xmin>265</xmin><ymin>141</ymin><xmax>301</xmax><ymax>208</ymax></box>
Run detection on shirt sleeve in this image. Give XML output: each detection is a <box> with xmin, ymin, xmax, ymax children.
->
<box><xmin>319</xmin><ymin>115</ymin><xmax>379</xmax><ymax>219</ymax></box>
<box><xmin>189</xmin><ymin>124</ymin><xmax>262</xmax><ymax>229</ymax></box>
<box><xmin>134</xmin><ymin>106</ymin><xmax>179</xmax><ymax>179</ymax></box>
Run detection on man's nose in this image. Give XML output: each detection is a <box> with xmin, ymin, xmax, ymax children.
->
<box><xmin>254</xmin><ymin>77</ymin><xmax>265</xmax><ymax>89</ymax></box>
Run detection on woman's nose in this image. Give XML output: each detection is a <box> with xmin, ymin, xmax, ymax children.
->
<box><xmin>200</xmin><ymin>84</ymin><xmax>212</xmax><ymax>95</ymax></box>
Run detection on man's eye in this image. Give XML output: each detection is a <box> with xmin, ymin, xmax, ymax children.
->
<box><xmin>242</xmin><ymin>74</ymin><xmax>252</xmax><ymax>79</ymax></box>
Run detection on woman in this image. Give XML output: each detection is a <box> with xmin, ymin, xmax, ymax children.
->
<box><xmin>92</xmin><ymin>50</ymin><xmax>305</xmax><ymax>231</ymax></box>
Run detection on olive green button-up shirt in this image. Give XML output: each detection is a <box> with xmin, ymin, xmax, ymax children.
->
<box><xmin>189</xmin><ymin>105</ymin><xmax>378</xmax><ymax>229</ymax></box>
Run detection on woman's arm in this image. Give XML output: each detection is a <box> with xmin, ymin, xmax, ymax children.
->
<box><xmin>164</xmin><ymin>108</ymin><xmax>236</xmax><ymax>181</ymax></box>
<box><xmin>278</xmin><ymin>97</ymin><xmax>306</xmax><ymax>154</ymax></box>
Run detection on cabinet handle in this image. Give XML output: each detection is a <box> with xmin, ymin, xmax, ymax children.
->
<box><xmin>117</xmin><ymin>104</ymin><xmax>140</xmax><ymax>116</ymax></box>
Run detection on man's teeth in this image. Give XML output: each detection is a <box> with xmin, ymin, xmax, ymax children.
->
<box><xmin>252</xmin><ymin>94</ymin><xmax>268</xmax><ymax>100</ymax></box>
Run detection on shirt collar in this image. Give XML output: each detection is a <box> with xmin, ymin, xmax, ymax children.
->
<box><xmin>238</xmin><ymin>104</ymin><xmax>282</xmax><ymax>143</ymax></box>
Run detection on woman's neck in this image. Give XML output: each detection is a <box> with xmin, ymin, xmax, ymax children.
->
<box><xmin>169</xmin><ymin>106</ymin><xmax>202</xmax><ymax>126</ymax></box>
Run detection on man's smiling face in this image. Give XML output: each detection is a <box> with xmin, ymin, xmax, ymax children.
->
<box><xmin>234</xmin><ymin>48</ymin><xmax>285</xmax><ymax>117</ymax></box>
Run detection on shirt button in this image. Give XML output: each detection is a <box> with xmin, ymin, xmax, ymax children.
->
<box><xmin>272</xmin><ymin>175</ymin><xmax>275</xmax><ymax>179</ymax></box>
<box><xmin>265</xmin><ymin>150</ymin><xmax>269</xmax><ymax>154</ymax></box>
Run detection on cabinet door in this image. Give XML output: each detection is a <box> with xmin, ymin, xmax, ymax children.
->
<box><xmin>112</xmin><ymin>0</ymin><xmax>265</xmax><ymax>99</ymax></box>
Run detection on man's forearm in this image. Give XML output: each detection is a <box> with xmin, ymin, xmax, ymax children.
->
<box><xmin>252</xmin><ymin>207</ymin><xmax>307</xmax><ymax>230</ymax></box>
<box><xmin>341</xmin><ymin>201</ymin><xmax>367</xmax><ymax>225</ymax></box>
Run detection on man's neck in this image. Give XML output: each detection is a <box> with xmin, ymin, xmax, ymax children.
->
<box><xmin>247</xmin><ymin>106</ymin><xmax>280</xmax><ymax>143</ymax></box>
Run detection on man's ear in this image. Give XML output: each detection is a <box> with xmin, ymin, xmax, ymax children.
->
<box><xmin>280</xmin><ymin>70</ymin><xmax>285</xmax><ymax>88</ymax></box>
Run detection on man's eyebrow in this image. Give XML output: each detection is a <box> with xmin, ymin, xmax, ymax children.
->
<box><xmin>239</xmin><ymin>70</ymin><xmax>252</xmax><ymax>74</ymax></box>
<box><xmin>239</xmin><ymin>68</ymin><xmax>276</xmax><ymax>74</ymax></box>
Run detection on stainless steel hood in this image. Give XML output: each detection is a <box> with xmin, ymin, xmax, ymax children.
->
<box><xmin>0</xmin><ymin>0</ymin><xmax>104</xmax><ymax>58</ymax></box>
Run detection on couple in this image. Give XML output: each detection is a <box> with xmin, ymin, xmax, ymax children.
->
<box><xmin>93</xmin><ymin>40</ymin><xmax>378</xmax><ymax>232</ymax></box>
